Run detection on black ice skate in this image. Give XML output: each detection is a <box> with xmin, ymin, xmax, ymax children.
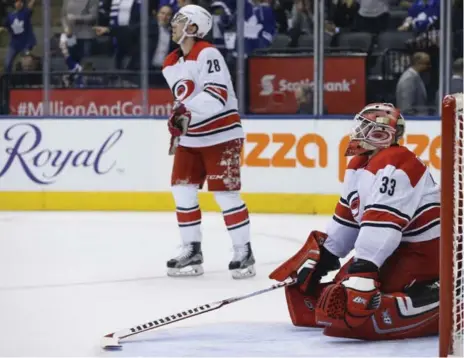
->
<box><xmin>229</xmin><ymin>242</ymin><xmax>256</xmax><ymax>279</ymax></box>
<box><xmin>167</xmin><ymin>242</ymin><xmax>204</xmax><ymax>277</ymax></box>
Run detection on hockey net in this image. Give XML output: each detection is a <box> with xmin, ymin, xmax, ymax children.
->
<box><xmin>441</xmin><ymin>93</ymin><xmax>464</xmax><ymax>357</ymax></box>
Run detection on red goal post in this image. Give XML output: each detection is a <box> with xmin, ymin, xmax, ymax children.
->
<box><xmin>440</xmin><ymin>93</ymin><xmax>464</xmax><ymax>357</ymax></box>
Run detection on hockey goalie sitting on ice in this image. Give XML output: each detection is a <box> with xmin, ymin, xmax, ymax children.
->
<box><xmin>270</xmin><ymin>103</ymin><xmax>440</xmax><ymax>340</ymax></box>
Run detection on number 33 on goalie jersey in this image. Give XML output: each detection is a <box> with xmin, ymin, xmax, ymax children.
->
<box><xmin>162</xmin><ymin>41</ymin><xmax>244</xmax><ymax>148</ymax></box>
<box><xmin>323</xmin><ymin>145</ymin><xmax>440</xmax><ymax>269</ymax></box>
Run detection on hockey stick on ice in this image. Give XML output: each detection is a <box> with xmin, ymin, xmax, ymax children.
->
<box><xmin>101</xmin><ymin>277</ymin><xmax>296</xmax><ymax>350</ymax></box>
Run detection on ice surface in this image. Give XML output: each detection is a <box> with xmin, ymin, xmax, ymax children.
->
<box><xmin>0</xmin><ymin>212</ymin><xmax>438</xmax><ymax>356</ymax></box>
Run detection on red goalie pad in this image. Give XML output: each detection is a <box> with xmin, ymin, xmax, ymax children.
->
<box><xmin>322</xmin><ymin>283</ymin><xmax>439</xmax><ymax>340</ymax></box>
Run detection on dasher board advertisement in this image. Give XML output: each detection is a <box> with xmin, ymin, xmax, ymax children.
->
<box><xmin>0</xmin><ymin>120</ymin><xmax>170</xmax><ymax>191</ymax></box>
<box><xmin>0</xmin><ymin>118</ymin><xmax>441</xmax><ymax>192</ymax></box>
<box><xmin>0</xmin><ymin>119</ymin><xmax>440</xmax><ymax>213</ymax></box>
<box><xmin>9</xmin><ymin>89</ymin><xmax>175</xmax><ymax>116</ymax></box>
<box><xmin>248</xmin><ymin>56</ymin><xmax>366</xmax><ymax>115</ymax></box>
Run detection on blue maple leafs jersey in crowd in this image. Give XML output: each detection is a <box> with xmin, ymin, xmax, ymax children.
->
<box><xmin>244</xmin><ymin>0</ymin><xmax>275</xmax><ymax>54</ymax></box>
<box><xmin>4</xmin><ymin>7</ymin><xmax>36</xmax><ymax>51</ymax></box>
<box><xmin>59</xmin><ymin>33</ymin><xmax>83</xmax><ymax>85</ymax></box>
<box><xmin>210</xmin><ymin>0</ymin><xmax>275</xmax><ymax>55</ymax></box>
<box><xmin>407</xmin><ymin>0</ymin><xmax>439</xmax><ymax>33</ymax></box>
<box><xmin>211</xmin><ymin>0</ymin><xmax>235</xmax><ymax>49</ymax></box>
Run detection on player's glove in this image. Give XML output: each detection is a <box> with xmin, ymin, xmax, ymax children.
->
<box><xmin>316</xmin><ymin>259</ymin><xmax>381</xmax><ymax>329</ymax></box>
<box><xmin>168</xmin><ymin>102</ymin><xmax>191</xmax><ymax>137</ymax></box>
<box><xmin>269</xmin><ymin>231</ymin><xmax>340</xmax><ymax>295</ymax></box>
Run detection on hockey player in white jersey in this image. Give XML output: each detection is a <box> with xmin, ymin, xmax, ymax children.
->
<box><xmin>270</xmin><ymin>103</ymin><xmax>440</xmax><ymax>340</ymax></box>
<box><xmin>162</xmin><ymin>5</ymin><xmax>255</xmax><ymax>279</ymax></box>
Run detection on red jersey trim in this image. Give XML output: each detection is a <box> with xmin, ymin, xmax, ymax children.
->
<box><xmin>187</xmin><ymin>111</ymin><xmax>241</xmax><ymax>137</ymax></box>
<box><xmin>163</xmin><ymin>49</ymin><xmax>181</xmax><ymax>68</ymax></box>
<box><xmin>162</xmin><ymin>41</ymin><xmax>214</xmax><ymax>68</ymax></box>
<box><xmin>365</xmin><ymin>146</ymin><xmax>426</xmax><ymax>187</ymax></box>
<box><xmin>185</xmin><ymin>40</ymin><xmax>214</xmax><ymax>61</ymax></box>
<box><xmin>334</xmin><ymin>201</ymin><xmax>357</xmax><ymax>224</ymax></box>
<box><xmin>403</xmin><ymin>205</ymin><xmax>440</xmax><ymax>235</ymax></box>
<box><xmin>362</xmin><ymin>210</ymin><xmax>409</xmax><ymax>229</ymax></box>
<box><xmin>347</xmin><ymin>155</ymin><xmax>369</xmax><ymax>170</ymax></box>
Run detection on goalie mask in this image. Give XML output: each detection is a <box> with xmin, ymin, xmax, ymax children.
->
<box><xmin>171</xmin><ymin>5</ymin><xmax>212</xmax><ymax>44</ymax></box>
<box><xmin>345</xmin><ymin>103</ymin><xmax>405</xmax><ymax>156</ymax></box>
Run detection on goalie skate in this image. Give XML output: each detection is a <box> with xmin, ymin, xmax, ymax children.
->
<box><xmin>229</xmin><ymin>242</ymin><xmax>256</xmax><ymax>279</ymax></box>
<box><xmin>167</xmin><ymin>242</ymin><xmax>204</xmax><ymax>277</ymax></box>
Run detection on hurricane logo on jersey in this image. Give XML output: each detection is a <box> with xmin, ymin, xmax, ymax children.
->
<box><xmin>349</xmin><ymin>192</ymin><xmax>360</xmax><ymax>218</ymax></box>
<box><xmin>172</xmin><ymin>79</ymin><xmax>195</xmax><ymax>102</ymax></box>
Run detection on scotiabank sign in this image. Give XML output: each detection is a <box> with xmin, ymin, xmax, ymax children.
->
<box><xmin>248</xmin><ymin>56</ymin><xmax>366</xmax><ymax>114</ymax></box>
<box><xmin>9</xmin><ymin>89</ymin><xmax>174</xmax><ymax>116</ymax></box>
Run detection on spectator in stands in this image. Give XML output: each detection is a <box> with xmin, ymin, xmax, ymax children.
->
<box><xmin>97</xmin><ymin>0</ymin><xmax>111</xmax><ymax>26</ymax></box>
<box><xmin>290</xmin><ymin>0</ymin><xmax>312</xmax><ymax>35</ymax></box>
<box><xmin>12</xmin><ymin>53</ymin><xmax>41</xmax><ymax>86</ymax></box>
<box><xmin>0</xmin><ymin>0</ymin><xmax>36</xmax><ymax>73</ymax></box>
<box><xmin>94</xmin><ymin>0</ymin><xmax>142</xmax><ymax>71</ymax></box>
<box><xmin>62</xmin><ymin>0</ymin><xmax>98</xmax><ymax>58</ymax></box>
<box><xmin>395</xmin><ymin>51</ymin><xmax>430</xmax><ymax>115</ymax></box>
<box><xmin>352</xmin><ymin>0</ymin><xmax>390</xmax><ymax>34</ymax></box>
<box><xmin>211</xmin><ymin>0</ymin><xmax>234</xmax><ymax>54</ymax></box>
<box><xmin>243</xmin><ymin>0</ymin><xmax>275</xmax><ymax>54</ymax></box>
<box><xmin>59</xmin><ymin>24</ymin><xmax>83</xmax><ymax>86</ymax></box>
<box><xmin>62</xmin><ymin>61</ymin><xmax>105</xmax><ymax>87</ymax></box>
<box><xmin>273</xmin><ymin>0</ymin><xmax>293</xmax><ymax>34</ymax></box>
<box><xmin>220</xmin><ymin>0</ymin><xmax>274</xmax><ymax>57</ymax></box>
<box><xmin>149</xmin><ymin>5</ymin><xmax>174</xmax><ymax>85</ymax></box>
<box><xmin>159</xmin><ymin>0</ymin><xmax>179</xmax><ymax>13</ymax></box>
<box><xmin>328</xmin><ymin>0</ymin><xmax>359</xmax><ymax>31</ymax></box>
<box><xmin>451</xmin><ymin>58</ymin><xmax>463</xmax><ymax>94</ymax></box>
<box><xmin>160</xmin><ymin>0</ymin><xmax>197</xmax><ymax>13</ymax></box>
<box><xmin>295</xmin><ymin>84</ymin><xmax>328</xmax><ymax>115</ymax></box>
<box><xmin>398</xmin><ymin>0</ymin><xmax>439</xmax><ymax>33</ymax></box>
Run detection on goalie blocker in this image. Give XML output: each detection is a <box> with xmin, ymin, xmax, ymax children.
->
<box><xmin>270</xmin><ymin>103</ymin><xmax>440</xmax><ymax>340</ymax></box>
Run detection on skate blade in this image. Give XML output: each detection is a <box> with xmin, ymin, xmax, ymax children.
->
<box><xmin>167</xmin><ymin>264</ymin><xmax>204</xmax><ymax>277</ymax></box>
<box><xmin>231</xmin><ymin>265</ymin><xmax>256</xmax><ymax>279</ymax></box>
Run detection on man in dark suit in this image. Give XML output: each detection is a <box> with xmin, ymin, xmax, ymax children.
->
<box><xmin>94</xmin><ymin>0</ymin><xmax>142</xmax><ymax>71</ymax></box>
<box><xmin>395</xmin><ymin>52</ymin><xmax>431</xmax><ymax>115</ymax></box>
<box><xmin>149</xmin><ymin>5</ymin><xmax>176</xmax><ymax>86</ymax></box>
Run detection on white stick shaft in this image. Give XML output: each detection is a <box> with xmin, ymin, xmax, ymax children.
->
<box><xmin>103</xmin><ymin>278</ymin><xmax>295</xmax><ymax>344</ymax></box>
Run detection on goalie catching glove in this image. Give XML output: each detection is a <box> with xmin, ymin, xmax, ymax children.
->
<box><xmin>269</xmin><ymin>231</ymin><xmax>340</xmax><ymax>295</ymax></box>
<box><xmin>316</xmin><ymin>259</ymin><xmax>381</xmax><ymax>330</ymax></box>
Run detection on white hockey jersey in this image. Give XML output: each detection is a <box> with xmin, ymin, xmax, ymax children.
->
<box><xmin>323</xmin><ymin>145</ymin><xmax>440</xmax><ymax>269</ymax></box>
<box><xmin>162</xmin><ymin>41</ymin><xmax>244</xmax><ymax>148</ymax></box>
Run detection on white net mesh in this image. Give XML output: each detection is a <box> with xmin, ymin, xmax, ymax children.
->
<box><xmin>453</xmin><ymin>93</ymin><xmax>464</xmax><ymax>356</ymax></box>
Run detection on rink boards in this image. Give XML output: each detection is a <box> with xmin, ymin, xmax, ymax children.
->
<box><xmin>0</xmin><ymin>118</ymin><xmax>440</xmax><ymax>213</ymax></box>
